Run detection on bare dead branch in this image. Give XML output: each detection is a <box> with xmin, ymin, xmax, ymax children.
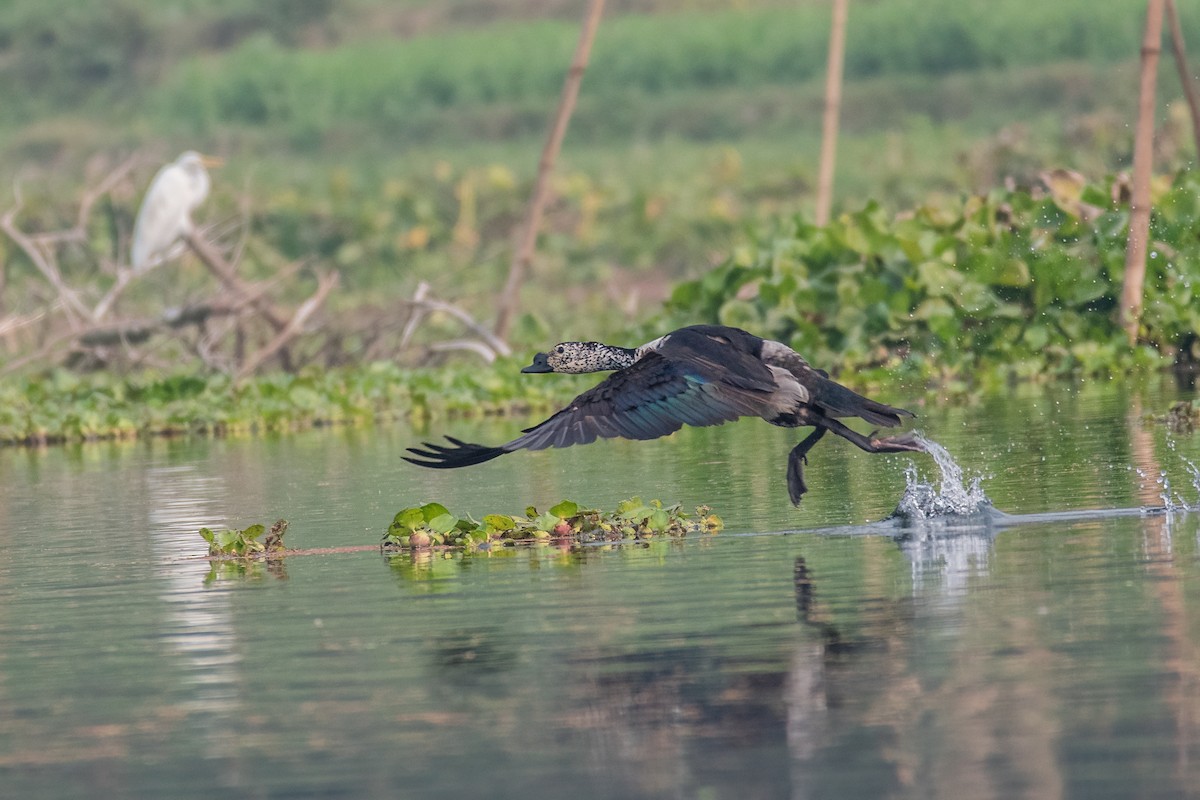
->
<box><xmin>183</xmin><ymin>230</ymin><xmax>290</xmax><ymax>333</ymax></box>
<box><xmin>23</xmin><ymin>155</ymin><xmax>143</xmax><ymax>251</ymax></box>
<box><xmin>2</xmin><ymin>183</ymin><xmax>92</xmax><ymax>325</ymax></box>
<box><xmin>235</xmin><ymin>271</ymin><xmax>339</xmax><ymax>381</ymax></box>
<box><xmin>409</xmin><ymin>285</ymin><xmax>511</xmax><ymax>359</ymax></box>
<box><xmin>78</xmin><ymin>323</ymin><xmax>159</xmax><ymax>347</ymax></box>
<box><xmin>75</xmin><ymin>153</ymin><xmax>143</xmax><ymax>243</ymax></box>
<box><xmin>420</xmin><ymin>300</ymin><xmax>511</xmax><ymax>357</ymax></box>
<box><xmin>493</xmin><ymin>0</ymin><xmax>605</xmax><ymax>342</ymax></box>
<box><xmin>0</xmin><ymin>309</ymin><xmax>49</xmax><ymax>339</ymax></box>
<box><xmin>0</xmin><ymin>326</ymin><xmax>81</xmax><ymax>374</ymax></box>
<box><xmin>398</xmin><ymin>281</ymin><xmax>433</xmax><ymax>353</ymax></box>
<box><xmin>429</xmin><ymin>339</ymin><xmax>501</xmax><ymax>363</ymax></box>
<box><xmin>91</xmin><ymin>269</ymin><xmax>135</xmax><ymax>322</ymax></box>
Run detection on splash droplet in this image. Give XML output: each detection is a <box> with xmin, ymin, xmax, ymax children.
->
<box><xmin>892</xmin><ymin>435</ymin><xmax>991</xmax><ymax>520</ymax></box>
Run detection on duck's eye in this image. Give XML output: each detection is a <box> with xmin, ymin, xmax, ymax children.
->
<box><xmin>555</xmin><ymin>345</ymin><xmax>565</xmax><ymax>354</ymax></box>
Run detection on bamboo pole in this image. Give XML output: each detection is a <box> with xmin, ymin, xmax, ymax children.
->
<box><xmin>815</xmin><ymin>0</ymin><xmax>849</xmax><ymax>227</ymax></box>
<box><xmin>493</xmin><ymin>0</ymin><xmax>605</xmax><ymax>343</ymax></box>
<box><xmin>1165</xmin><ymin>0</ymin><xmax>1200</xmax><ymax>158</ymax></box>
<box><xmin>1120</xmin><ymin>0</ymin><xmax>1166</xmax><ymax>345</ymax></box>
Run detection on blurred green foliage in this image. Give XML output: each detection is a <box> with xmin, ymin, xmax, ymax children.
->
<box><xmin>153</xmin><ymin>1</ymin><xmax>1169</xmax><ymax>145</ymax></box>
<box><xmin>1</xmin><ymin>0</ymin><xmax>1174</xmax><ymax>126</ymax></box>
<box><xmin>660</xmin><ymin>170</ymin><xmax>1200</xmax><ymax>386</ymax></box>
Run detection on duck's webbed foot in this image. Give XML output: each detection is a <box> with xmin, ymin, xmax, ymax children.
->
<box><xmin>818</xmin><ymin>417</ymin><xmax>925</xmax><ymax>455</ymax></box>
<box><xmin>864</xmin><ymin>430</ymin><xmax>925</xmax><ymax>453</ymax></box>
<box><xmin>786</xmin><ymin>427</ymin><xmax>829</xmax><ymax>506</ymax></box>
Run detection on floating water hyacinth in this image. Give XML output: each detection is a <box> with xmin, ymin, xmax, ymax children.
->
<box><xmin>382</xmin><ymin>498</ymin><xmax>723</xmax><ymax>550</ymax></box>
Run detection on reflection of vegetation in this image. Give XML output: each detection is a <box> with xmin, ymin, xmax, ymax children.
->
<box><xmin>661</xmin><ymin>171</ymin><xmax>1200</xmax><ymax>386</ymax></box>
<box><xmin>200</xmin><ymin>518</ymin><xmax>288</xmax><ymax>557</ymax></box>
<box><xmin>204</xmin><ymin>557</ymin><xmax>289</xmax><ymax>584</ymax></box>
<box><xmin>382</xmin><ymin>498</ymin><xmax>722</xmax><ymax>550</ymax></box>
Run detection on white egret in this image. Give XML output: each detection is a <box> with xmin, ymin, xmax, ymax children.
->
<box><xmin>130</xmin><ymin>150</ymin><xmax>222</xmax><ymax>272</ymax></box>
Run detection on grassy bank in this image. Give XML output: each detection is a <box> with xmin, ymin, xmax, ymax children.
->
<box><xmin>0</xmin><ymin>361</ymin><xmax>584</xmax><ymax>446</ymax></box>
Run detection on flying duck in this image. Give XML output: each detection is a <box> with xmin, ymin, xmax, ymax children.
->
<box><xmin>404</xmin><ymin>324</ymin><xmax>924</xmax><ymax>504</ymax></box>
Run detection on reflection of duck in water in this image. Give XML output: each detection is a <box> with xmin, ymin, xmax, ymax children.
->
<box><xmin>406</xmin><ymin>325</ymin><xmax>923</xmax><ymax>504</ymax></box>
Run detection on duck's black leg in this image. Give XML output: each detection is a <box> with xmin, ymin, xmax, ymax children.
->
<box><xmin>818</xmin><ymin>417</ymin><xmax>925</xmax><ymax>454</ymax></box>
<box><xmin>786</xmin><ymin>427</ymin><xmax>829</xmax><ymax>506</ymax></box>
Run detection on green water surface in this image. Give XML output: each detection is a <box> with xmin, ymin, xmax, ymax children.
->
<box><xmin>1</xmin><ymin>382</ymin><xmax>1199</xmax><ymax>799</ymax></box>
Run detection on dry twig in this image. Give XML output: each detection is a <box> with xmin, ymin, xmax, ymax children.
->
<box><xmin>235</xmin><ymin>270</ymin><xmax>339</xmax><ymax>381</ymax></box>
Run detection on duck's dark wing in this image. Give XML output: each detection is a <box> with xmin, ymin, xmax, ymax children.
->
<box><xmin>404</xmin><ymin>350</ymin><xmax>774</xmax><ymax>469</ymax></box>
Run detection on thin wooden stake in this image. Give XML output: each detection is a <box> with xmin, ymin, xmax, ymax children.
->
<box><xmin>493</xmin><ymin>0</ymin><xmax>605</xmax><ymax>343</ymax></box>
<box><xmin>815</xmin><ymin>0</ymin><xmax>849</xmax><ymax>227</ymax></box>
<box><xmin>1120</xmin><ymin>0</ymin><xmax>1166</xmax><ymax>345</ymax></box>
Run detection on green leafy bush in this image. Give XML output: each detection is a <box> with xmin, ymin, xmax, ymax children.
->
<box><xmin>660</xmin><ymin>170</ymin><xmax>1200</xmax><ymax>385</ymax></box>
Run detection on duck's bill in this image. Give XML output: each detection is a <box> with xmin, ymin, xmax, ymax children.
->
<box><xmin>521</xmin><ymin>353</ymin><xmax>552</xmax><ymax>373</ymax></box>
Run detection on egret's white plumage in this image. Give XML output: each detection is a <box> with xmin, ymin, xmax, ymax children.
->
<box><xmin>130</xmin><ymin>150</ymin><xmax>220</xmax><ymax>272</ymax></box>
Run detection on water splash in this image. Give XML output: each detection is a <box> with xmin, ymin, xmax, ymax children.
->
<box><xmin>1140</xmin><ymin>436</ymin><xmax>1200</xmax><ymax>513</ymax></box>
<box><xmin>891</xmin><ymin>434</ymin><xmax>991</xmax><ymax>520</ymax></box>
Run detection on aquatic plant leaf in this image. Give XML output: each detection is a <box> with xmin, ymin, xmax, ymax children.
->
<box><xmin>647</xmin><ymin>510</ymin><xmax>670</xmax><ymax>531</ymax></box>
<box><xmin>420</xmin><ymin>503</ymin><xmax>451</xmax><ymax>523</ymax></box>
<box><xmin>427</xmin><ymin>513</ymin><xmax>459</xmax><ymax>534</ymax></box>
<box><xmin>393</xmin><ymin>507</ymin><xmax>425</xmax><ymax>531</ymax></box>
<box><xmin>241</xmin><ymin>524</ymin><xmax>266</xmax><ymax>541</ymax></box>
<box><xmin>533</xmin><ymin>513</ymin><xmax>560</xmax><ymax>532</ymax></box>
<box><xmin>549</xmin><ymin>500</ymin><xmax>579</xmax><ymax>518</ymax></box>
<box><xmin>482</xmin><ymin>514</ymin><xmax>516</xmax><ymax>532</ymax></box>
<box><xmin>616</xmin><ymin>497</ymin><xmax>644</xmax><ymax>515</ymax></box>
<box><xmin>199</xmin><ymin>527</ymin><xmax>215</xmax><ymax>543</ymax></box>
<box><xmin>215</xmin><ymin>529</ymin><xmax>241</xmax><ymax>550</ymax></box>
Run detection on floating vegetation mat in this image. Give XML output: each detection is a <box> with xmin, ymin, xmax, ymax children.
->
<box><xmin>197</xmin><ymin>499</ymin><xmax>722</xmax><ymax>562</ymax></box>
<box><xmin>382</xmin><ymin>499</ymin><xmax>723</xmax><ymax>551</ymax></box>
<box><xmin>201</xmin><ymin>519</ymin><xmax>289</xmax><ymax>557</ymax></box>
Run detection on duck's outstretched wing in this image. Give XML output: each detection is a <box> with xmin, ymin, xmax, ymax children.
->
<box><xmin>404</xmin><ymin>351</ymin><xmax>772</xmax><ymax>469</ymax></box>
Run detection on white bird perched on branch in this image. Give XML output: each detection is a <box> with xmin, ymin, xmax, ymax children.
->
<box><xmin>130</xmin><ymin>150</ymin><xmax>222</xmax><ymax>272</ymax></box>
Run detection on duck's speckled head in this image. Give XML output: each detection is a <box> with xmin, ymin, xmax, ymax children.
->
<box><xmin>521</xmin><ymin>341</ymin><xmax>635</xmax><ymax>374</ymax></box>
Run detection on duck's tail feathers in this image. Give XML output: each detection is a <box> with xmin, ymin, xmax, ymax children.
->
<box><xmin>809</xmin><ymin>376</ymin><xmax>915</xmax><ymax>428</ymax></box>
<box><xmin>403</xmin><ymin>436</ymin><xmax>508</xmax><ymax>469</ymax></box>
